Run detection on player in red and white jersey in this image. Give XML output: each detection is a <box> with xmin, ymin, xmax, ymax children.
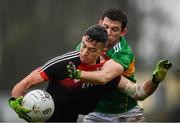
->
<box><xmin>9</xmin><ymin>25</ymin><xmax>120</xmax><ymax>122</ymax></box>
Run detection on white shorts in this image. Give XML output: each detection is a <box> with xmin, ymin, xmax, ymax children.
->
<box><xmin>83</xmin><ymin>105</ymin><xmax>145</xmax><ymax>122</ymax></box>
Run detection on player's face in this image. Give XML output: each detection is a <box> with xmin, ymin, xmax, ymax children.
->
<box><xmin>80</xmin><ymin>36</ymin><xmax>104</xmax><ymax>65</ymax></box>
<box><xmin>100</xmin><ymin>17</ymin><xmax>127</xmax><ymax>46</ymax></box>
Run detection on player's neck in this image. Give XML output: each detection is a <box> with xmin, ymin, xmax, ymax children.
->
<box><xmin>107</xmin><ymin>40</ymin><xmax>119</xmax><ymax>49</ymax></box>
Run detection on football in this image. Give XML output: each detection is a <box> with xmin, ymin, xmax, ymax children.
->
<box><xmin>22</xmin><ymin>89</ymin><xmax>55</xmax><ymax>122</ymax></box>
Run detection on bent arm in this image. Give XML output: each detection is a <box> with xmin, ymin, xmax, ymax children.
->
<box><xmin>11</xmin><ymin>69</ymin><xmax>46</xmax><ymax>98</ymax></box>
<box><xmin>118</xmin><ymin>76</ymin><xmax>159</xmax><ymax>101</ymax></box>
<box><xmin>80</xmin><ymin>59</ymin><xmax>124</xmax><ymax>85</ymax></box>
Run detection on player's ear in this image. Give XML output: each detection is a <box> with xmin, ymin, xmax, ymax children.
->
<box><xmin>120</xmin><ymin>27</ymin><xmax>127</xmax><ymax>36</ymax></box>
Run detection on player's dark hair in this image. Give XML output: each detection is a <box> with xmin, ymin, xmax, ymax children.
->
<box><xmin>83</xmin><ymin>24</ymin><xmax>108</xmax><ymax>44</ymax></box>
<box><xmin>101</xmin><ymin>8</ymin><xmax>127</xmax><ymax>29</ymax></box>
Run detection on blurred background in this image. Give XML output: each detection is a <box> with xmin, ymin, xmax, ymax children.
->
<box><xmin>0</xmin><ymin>0</ymin><xmax>179</xmax><ymax>122</ymax></box>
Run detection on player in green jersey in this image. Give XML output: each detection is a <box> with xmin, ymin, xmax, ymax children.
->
<box><xmin>74</xmin><ymin>8</ymin><xmax>158</xmax><ymax>122</ymax></box>
<box><xmin>68</xmin><ymin>58</ymin><xmax>172</xmax><ymax>122</ymax></box>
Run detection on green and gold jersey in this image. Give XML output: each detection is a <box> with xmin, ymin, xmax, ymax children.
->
<box><xmin>106</xmin><ymin>37</ymin><xmax>135</xmax><ymax>82</ymax></box>
<box><xmin>75</xmin><ymin>37</ymin><xmax>137</xmax><ymax>113</ymax></box>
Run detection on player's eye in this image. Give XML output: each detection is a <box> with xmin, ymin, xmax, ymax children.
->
<box><xmin>112</xmin><ymin>28</ymin><xmax>119</xmax><ymax>32</ymax></box>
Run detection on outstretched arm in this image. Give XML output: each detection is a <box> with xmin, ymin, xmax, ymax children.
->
<box><xmin>11</xmin><ymin>69</ymin><xmax>45</xmax><ymax>97</ymax></box>
<box><xmin>118</xmin><ymin>60</ymin><xmax>172</xmax><ymax>101</ymax></box>
<box><xmin>9</xmin><ymin>69</ymin><xmax>46</xmax><ymax>121</ymax></box>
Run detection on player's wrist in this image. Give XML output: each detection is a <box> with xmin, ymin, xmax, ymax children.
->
<box><xmin>9</xmin><ymin>97</ymin><xmax>17</xmax><ymax>107</ymax></box>
<box><xmin>152</xmin><ymin>75</ymin><xmax>160</xmax><ymax>85</ymax></box>
<box><xmin>9</xmin><ymin>97</ymin><xmax>17</xmax><ymax>101</ymax></box>
<box><xmin>152</xmin><ymin>69</ymin><xmax>161</xmax><ymax>84</ymax></box>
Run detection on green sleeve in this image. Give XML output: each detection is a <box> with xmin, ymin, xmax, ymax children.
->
<box><xmin>109</xmin><ymin>50</ymin><xmax>136</xmax><ymax>82</ymax></box>
<box><xmin>110</xmin><ymin>52</ymin><xmax>133</xmax><ymax>70</ymax></box>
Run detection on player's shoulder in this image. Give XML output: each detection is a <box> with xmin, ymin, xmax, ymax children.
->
<box><xmin>107</xmin><ymin>38</ymin><xmax>134</xmax><ymax>62</ymax></box>
<box><xmin>116</xmin><ymin>37</ymin><xmax>133</xmax><ymax>53</ymax></box>
<box><xmin>51</xmin><ymin>50</ymin><xmax>80</xmax><ymax>60</ymax></box>
<box><xmin>42</xmin><ymin>50</ymin><xmax>80</xmax><ymax>67</ymax></box>
<box><xmin>110</xmin><ymin>42</ymin><xmax>132</xmax><ymax>55</ymax></box>
<box><xmin>62</xmin><ymin>50</ymin><xmax>80</xmax><ymax>57</ymax></box>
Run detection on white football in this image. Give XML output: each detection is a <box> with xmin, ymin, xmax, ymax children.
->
<box><xmin>22</xmin><ymin>89</ymin><xmax>55</xmax><ymax>122</ymax></box>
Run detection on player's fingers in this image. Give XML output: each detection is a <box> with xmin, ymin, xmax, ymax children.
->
<box><xmin>67</xmin><ymin>62</ymin><xmax>74</xmax><ymax>70</ymax></box>
<box><xmin>17</xmin><ymin>106</ymin><xmax>30</xmax><ymax>113</ymax></box>
<box><xmin>16</xmin><ymin>96</ymin><xmax>23</xmax><ymax>103</ymax></box>
<box><xmin>68</xmin><ymin>69</ymin><xmax>73</xmax><ymax>73</ymax></box>
<box><xmin>157</xmin><ymin>60</ymin><xmax>164</xmax><ymax>68</ymax></box>
<box><xmin>68</xmin><ymin>62</ymin><xmax>73</xmax><ymax>67</ymax></box>
<box><xmin>22</xmin><ymin>107</ymin><xmax>31</xmax><ymax>113</ymax></box>
<box><xmin>161</xmin><ymin>60</ymin><xmax>172</xmax><ymax>69</ymax></box>
<box><xmin>164</xmin><ymin>62</ymin><xmax>172</xmax><ymax>69</ymax></box>
<box><xmin>67</xmin><ymin>69</ymin><xmax>73</xmax><ymax>77</ymax></box>
<box><xmin>19</xmin><ymin>111</ymin><xmax>32</xmax><ymax>122</ymax></box>
<box><xmin>66</xmin><ymin>64</ymin><xmax>70</xmax><ymax>69</ymax></box>
<box><xmin>158</xmin><ymin>60</ymin><xmax>170</xmax><ymax>68</ymax></box>
<box><xmin>70</xmin><ymin>62</ymin><xmax>76</xmax><ymax>70</ymax></box>
<box><xmin>69</xmin><ymin>75</ymin><xmax>73</xmax><ymax>78</ymax></box>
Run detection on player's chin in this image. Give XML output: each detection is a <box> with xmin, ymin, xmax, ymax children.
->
<box><xmin>108</xmin><ymin>38</ymin><xmax>116</xmax><ymax>44</ymax></box>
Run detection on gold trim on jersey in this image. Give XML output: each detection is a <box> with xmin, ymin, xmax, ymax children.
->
<box><xmin>122</xmin><ymin>60</ymin><xmax>135</xmax><ymax>78</ymax></box>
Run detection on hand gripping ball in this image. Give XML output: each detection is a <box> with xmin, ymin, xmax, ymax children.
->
<box><xmin>22</xmin><ymin>89</ymin><xmax>55</xmax><ymax>122</ymax></box>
